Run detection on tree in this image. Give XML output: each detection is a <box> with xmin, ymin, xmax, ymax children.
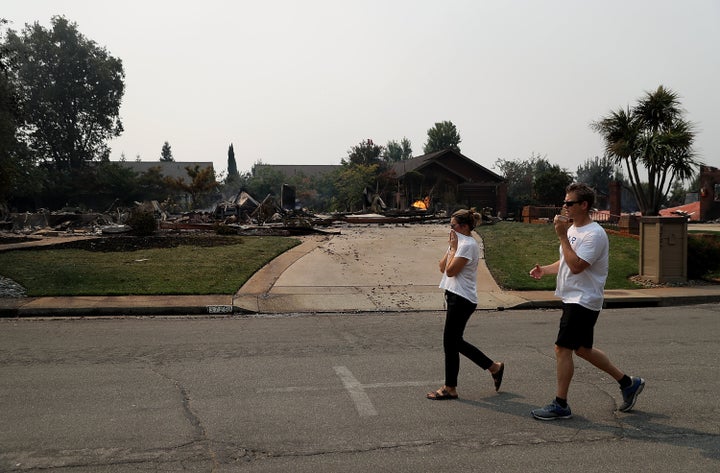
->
<box><xmin>247</xmin><ymin>161</ymin><xmax>285</xmax><ymax>199</ymax></box>
<box><xmin>575</xmin><ymin>156</ymin><xmax>624</xmax><ymax>198</ymax></box>
<box><xmin>494</xmin><ymin>153</ymin><xmax>542</xmax><ymax>211</ymax></box>
<box><xmin>4</xmin><ymin>16</ymin><xmax>124</xmax><ymax>170</ymax></box>
<box><xmin>423</xmin><ymin>121</ymin><xmax>461</xmax><ymax>154</ymax></box>
<box><xmin>591</xmin><ymin>85</ymin><xmax>700</xmax><ymax>216</ymax></box>
<box><xmin>666</xmin><ymin>179</ymin><xmax>687</xmax><ymax>208</ymax></box>
<box><xmin>228</xmin><ymin>143</ymin><xmax>238</xmax><ymax>176</ymax></box>
<box><xmin>160</xmin><ymin>141</ymin><xmax>173</xmax><ymax>161</ymax></box>
<box><xmin>136</xmin><ymin>166</ymin><xmax>173</xmax><ymax>202</ymax></box>
<box><xmin>494</xmin><ymin>153</ymin><xmax>572</xmax><ymax>213</ymax></box>
<box><xmin>308</xmin><ymin>169</ymin><xmax>339</xmax><ymax>212</ymax></box>
<box><xmin>332</xmin><ymin>163</ymin><xmax>379</xmax><ymax>212</ymax></box>
<box><xmin>92</xmin><ymin>161</ymin><xmax>142</xmax><ymax>207</ymax></box>
<box><xmin>383</xmin><ymin>137</ymin><xmax>413</xmax><ymax>162</ymax></box>
<box><xmin>165</xmin><ymin>165</ymin><xmax>218</xmax><ymax>209</ymax></box>
<box><xmin>0</xmin><ymin>20</ymin><xmax>21</xmax><ymax>207</ymax></box>
<box><xmin>227</xmin><ymin>143</ymin><xmax>238</xmax><ymax>177</ymax></box>
<box><xmin>1</xmin><ymin>19</ymin><xmax>41</xmax><ymax>210</ymax></box>
<box><xmin>533</xmin><ymin>164</ymin><xmax>573</xmax><ymax>205</ymax></box>
<box><xmin>344</xmin><ymin>139</ymin><xmax>383</xmax><ymax>166</ymax></box>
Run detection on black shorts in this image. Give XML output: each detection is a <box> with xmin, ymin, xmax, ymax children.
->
<box><xmin>555</xmin><ymin>303</ymin><xmax>600</xmax><ymax>350</ymax></box>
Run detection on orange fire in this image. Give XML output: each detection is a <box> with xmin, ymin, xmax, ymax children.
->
<box><xmin>411</xmin><ymin>196</ymin><xmax>430</xmax><ymax>210</ymax></box>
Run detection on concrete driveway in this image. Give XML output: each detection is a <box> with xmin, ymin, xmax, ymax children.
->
<box><xmin>233</xmin><ymin>223</ymin><xmax>527</xmax><ymax>313</ymax></box>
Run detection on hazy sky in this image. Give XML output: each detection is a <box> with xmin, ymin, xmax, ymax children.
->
<box><xmin>4</xmin><ymin>0</ymin><xmax>720</xmax><ymax>178</ymax></box>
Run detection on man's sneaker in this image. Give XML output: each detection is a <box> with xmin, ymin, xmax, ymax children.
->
<box><xmin>618</xmin><ymin>376</ymin><xmax>645</xmax><ymax>412</ymax></box>
<box><xmin>531</xmin><ymin>400</ymin><xmax>572</xmax><ymax>420</ymax></box>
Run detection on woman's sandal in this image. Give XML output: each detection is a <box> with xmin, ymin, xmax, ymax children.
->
<box><xmin>492</xmin><ymin>362</ymin><xmax>505</xmax><ymax>392</ymax></box>
<box><xmin>426</xmin><ymin>388</ymin><xmax>458</xmax><ymax>400</ymax></box>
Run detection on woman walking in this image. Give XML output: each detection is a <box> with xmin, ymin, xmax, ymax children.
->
<box><xmin>427</xmin><ymin>208</ymin><xmax>504</xmax><ymax>400</ymax></box>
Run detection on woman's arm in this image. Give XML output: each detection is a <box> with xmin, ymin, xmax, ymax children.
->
<box><xmin>445</xmin><ymin>254</ymin><xmax>469</xmax><ymax>277</ymax></box>
<box><xmin>439</xmin><ymin>248</ymin><xmax>452</xmax><ymax>273</ymax></box>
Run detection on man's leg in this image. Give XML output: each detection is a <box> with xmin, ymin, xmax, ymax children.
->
<box><xmin>555</xmin><ymin>345</ymin><xmax>575</xmax><ymax>399</ymax></box>
<box><xmin>575</xmin><ymin>345</ymin><xmax>645</xmax><ymax>412</ymax></box>
<box><xmin>531</xmin><ymin>345</ymin><xmax>575</xmax><ymax>420</ymax></box>
<box><xmin>575</xmin><ymin>346</ymin><xmax>623</xmax><ymax>381</ymax></box>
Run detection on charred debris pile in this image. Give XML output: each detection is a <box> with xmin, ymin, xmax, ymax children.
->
<box><xmin>0</xmin><ymin>190</ymin><xmax>487</xmax><ymax>243</ymax></box>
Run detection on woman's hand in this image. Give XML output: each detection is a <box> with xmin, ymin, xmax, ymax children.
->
<box><xmin>448</xmin><ymin>230</ymin><xmax>458</xmax><ymax>252</ymax></box>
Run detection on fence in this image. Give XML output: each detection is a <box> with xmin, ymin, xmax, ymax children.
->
<box><xmin>522</xmin><ymin>206</ymin><xmax>638</xmax><ymax>235</ymax></box>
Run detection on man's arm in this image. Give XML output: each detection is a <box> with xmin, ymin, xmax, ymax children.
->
<box><xmin>530</xmin><ymin>260</ymin><xmax>560</xmax><ymax>279</ymax></box>
<box><xmin>558</xmin><ymin>235</ymin><xmax>590</xmax><ymax>274</ymax></box>
<box><xmin>553</xmin><ymin>215</ymin><xmax>590</xmax><ymax>274</ymax></box>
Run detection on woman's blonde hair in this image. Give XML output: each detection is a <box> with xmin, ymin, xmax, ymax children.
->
<box><xmin>452</xmin><ymin>208</ymin><xmax>481</xmax><ymax>230</ymax></box>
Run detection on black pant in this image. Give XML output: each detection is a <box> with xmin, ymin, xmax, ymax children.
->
<box><xmin>443</xmin><ymin>290</ymin><xmax>493</xmax><ymax>387</ymax></box>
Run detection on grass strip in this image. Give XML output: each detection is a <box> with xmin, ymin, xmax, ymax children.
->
<box><xmin>475</xmin><ymin>222</ymin><xmax>641</xmax><ymax>290</ymax></box>
<box><xmin>0</xmin><ymin>236</ymin><xmax>300</xmax><ymax>296</ymax></box>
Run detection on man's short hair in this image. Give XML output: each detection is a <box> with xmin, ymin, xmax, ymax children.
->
<box><xmin>566</xmin><ymin>183</ymin><xmax>596</xmax><ymax>209</ymax></box>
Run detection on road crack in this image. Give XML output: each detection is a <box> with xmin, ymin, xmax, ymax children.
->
<box><xmin>149</xmin><ymin>366</ymin><xmax>220</xmax><ymax>471</ymax></box>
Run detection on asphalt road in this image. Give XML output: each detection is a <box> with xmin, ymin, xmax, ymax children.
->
<box><xmin>1</xmin><ymin>304</ymin><xmax>719</xmax><ymax>472</ymax></box>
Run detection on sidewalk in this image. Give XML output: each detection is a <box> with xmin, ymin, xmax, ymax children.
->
<box><xmin>2</xmin><ymin>224</ymin><xmax>720</xmax><ymax>316</ymax></box>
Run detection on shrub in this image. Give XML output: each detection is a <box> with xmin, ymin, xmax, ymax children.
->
<box><xmin>126</xmin><ymin>208</ymin><xmax>157</xmax><ymax>236</ymax></box>
<box><xmin>687</xmin><ymin>234</ymin><xmax>720</xmax><ymax>279</ymax></box>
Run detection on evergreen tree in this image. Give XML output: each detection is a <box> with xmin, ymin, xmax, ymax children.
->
<box><xmin>227</xmin><ymin>143</ymin><xmax>238</xmax><ymax>177</ymax></box>
<box><xmin>160</xmin><ymin>141</ymin><xmax>173</xmax><ymax>161</ymax></box>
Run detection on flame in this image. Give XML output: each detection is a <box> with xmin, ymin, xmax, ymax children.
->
<box><xmin>411</xmin><ymin>196</ymin><xmax>430</xmax><ymax>210</ymax></box>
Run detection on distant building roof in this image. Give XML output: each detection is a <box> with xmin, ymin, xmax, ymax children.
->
<box><xmin>659</xmin><ymin>201</ymin><xmax>701</xmax><ymax>221</ymax></box>
<box><xmin>391</xmin><ymin>149</ymin><xmax>504</xmax><ymax>183</ymax></box>
<box><xmin>254</xmin><ymin>152</ymin><xmax>504</xmax><ymax>183</ymax></box>
<box><xmin>120</xmin><ymin>161</ymin><xmax>214</xmax><ymax>180</ymax></box>
<box><xmin>254</xmin><ymin>164</ymin><xmax>340</xmax><ymax>179</ymax></box>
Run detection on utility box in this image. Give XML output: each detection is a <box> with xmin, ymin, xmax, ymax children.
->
<box><xmin>639</xmin><ymin>216</ymin><xmax>688</xmax><ymax>283</ymax></box>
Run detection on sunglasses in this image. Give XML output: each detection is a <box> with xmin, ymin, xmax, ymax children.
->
<box><xmin>562</xmin><ymin>200</ymin><xmax>581</xmax><ymax>207</ymax></box>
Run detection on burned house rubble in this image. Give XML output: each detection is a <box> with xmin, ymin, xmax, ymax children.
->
<box><xmin>0</xmin><ymin>187</ymin><xmax>501</xmax><ymax>243</ymax></box>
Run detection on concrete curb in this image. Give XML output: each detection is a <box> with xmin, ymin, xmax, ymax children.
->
<box><xmin>3</xmin><ymin>288</ymin><xmax>720</xmax><ymax>318</ymax></box>
<box><xmin>2</xmin><ymin>225</ymin><xmax>720</xmax><ymax>317</ymax></box>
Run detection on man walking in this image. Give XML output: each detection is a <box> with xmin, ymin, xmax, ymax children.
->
<box><xmin>528</xmin><ymin>183</ymin><xmax>644</xmax><ymax>420</ymax></box>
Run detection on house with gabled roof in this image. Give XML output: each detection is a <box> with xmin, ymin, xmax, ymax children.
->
<box><xmin>255</xmin><ymin>149</ymin><xmax>506</xmax><ymax>215</ymax></box>
<box><xmin>390</xmin><ymin>149</ymin><xmax>506</xmax><ymax>216</ymax></box>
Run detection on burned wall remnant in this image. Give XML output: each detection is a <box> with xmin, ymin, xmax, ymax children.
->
<box><xmin>699</xmin><ymin>166</ymin><xmax>720</xmax><ymax>221</ymax></box>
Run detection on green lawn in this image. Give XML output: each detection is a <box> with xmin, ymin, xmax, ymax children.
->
<box><xmin>0</xmin><ymin>222</ymin><xmax>685</xmax><ymax>296</ymax></box>
<box><xmin>475</xmin><ymin>221</ymin><xmax>642</xmax><ymax>290</ymax></box>
<box><xmin>0</xmin><ymin>236</ymin><xmax>300</xmax><ymax>296</ymax></box>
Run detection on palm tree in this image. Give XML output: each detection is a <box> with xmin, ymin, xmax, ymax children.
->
<box><xmin>591</xmin><ymin>86</ymin><xmax>701</xmax><ymax>215</ymax></box>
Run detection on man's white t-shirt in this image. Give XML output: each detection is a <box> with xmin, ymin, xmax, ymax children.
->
<box><xmin>439</xmin><ymin>232</ymin><xmax>479</xmax><ymax>304</ymax></box>
<box><xmin>555</xmin><ymin>221</ymin><xmax>609</xmax><ymax>311</ymax></box>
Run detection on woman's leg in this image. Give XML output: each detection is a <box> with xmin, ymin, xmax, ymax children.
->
<box><xmin>443</xmin><ymin>292</ymin><xmax>493</xmax><ymax>387</ymax></box>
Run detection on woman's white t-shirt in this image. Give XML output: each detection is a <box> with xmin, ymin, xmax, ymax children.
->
<box><xmin>439</xmin><ymin>232</ymin><xmax>479</xmax><ymax>304</ymax></box>
<box><xmin>555</xmin><ymin>221</ymin><xmax>609</xmax><ymax>311</ymax></box>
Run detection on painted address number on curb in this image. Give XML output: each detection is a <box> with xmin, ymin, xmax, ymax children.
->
<box><xmin>207</xmin><ymin>305</ymin><xmax>233</xmax><ymax>314</ymax></box>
